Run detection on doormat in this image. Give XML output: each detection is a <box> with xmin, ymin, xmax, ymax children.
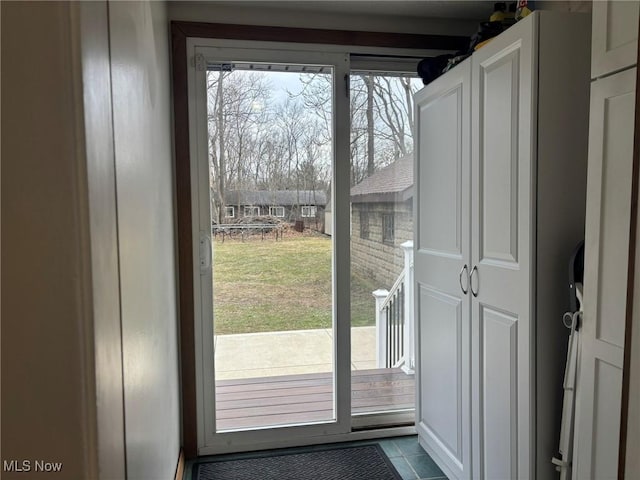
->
<box><xmin>193</xmin><ymin>444</ymin><xmax>403</xmax><ymax>480</ymax></box>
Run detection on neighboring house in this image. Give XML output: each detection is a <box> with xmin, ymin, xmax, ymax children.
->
<box><xmin>224</xmin><ymin>189</ymin><xmax>328</xmax><ymax>229</ymax></box>
<box><xmin>351</xmin><ymin>155</ymin><xmax>413</xmax><ymax>289</ymax></box>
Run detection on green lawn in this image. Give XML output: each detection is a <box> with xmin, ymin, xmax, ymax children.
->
<box><xmin>212</xmin><ymin>236</ymin><xmax>376</xmax><ymax>334</ymax></box>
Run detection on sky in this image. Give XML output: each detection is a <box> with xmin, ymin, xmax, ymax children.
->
<box><xmin>267</xmin><ymin>71</ymin><xmax>306</xmax><ymax>102</ymax></box>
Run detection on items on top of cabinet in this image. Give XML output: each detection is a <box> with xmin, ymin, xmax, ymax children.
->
<box><xmin>417</xmin><ymin>55</ymin><xmax>454</xmax><ymax>85</ymax></box>
<box><xmin>491</xmin><ymin>2</ymin><xmax>518</xmax><ymax>25</ymax></box>
<box><xmin>490</xmin><ymin>2</ymin><xmax>507</xmax><ymax>22</ymax></box>
<box><xmin>416</xmin><ymin>1</ymin><xmax>535</xmax><ymax>86</ymax></box>
<box><xmin>516</xmin><ymin>0</ymin><xmax>533</xmax><ymax>21</ymax></box>
<box><xmin>417</xmin><ymin>20</ymin><xmax>499</xmax><ymax>85</ymax></box>
<box><xmin>505</xmin><ymin>2</ymin><xmax>517</xmax><ymax>24</ymax></box>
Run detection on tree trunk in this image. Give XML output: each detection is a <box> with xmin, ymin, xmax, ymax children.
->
<box><xmin>364</xmin><ymin>74</ymin><xmax>375</xmax><ymax>177</ymax></box>
<box><xmin>217</xmin><ymin>71</ymin><xmax>225</xmax><ymax>223</ymax></box>
<box><xmin>401</xmin><ymin>77</ymin><xmax>415</xmax><ymax>134</ymax></box>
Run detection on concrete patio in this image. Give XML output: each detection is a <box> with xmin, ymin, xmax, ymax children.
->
<box><xmin>214</xmin><ymin>326</ymin><xmax>376</xmax><ymax>380</ymax></box>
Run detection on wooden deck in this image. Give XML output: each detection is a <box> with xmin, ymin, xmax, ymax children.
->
<box><xmin>215</xmin><ymin>368</ymin><xmax>414</xmax><ymax>431</ymax></box>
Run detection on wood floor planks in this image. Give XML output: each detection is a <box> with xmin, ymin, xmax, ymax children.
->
<box><xmin>215</xmin><ymin>368</ymin><xmax>415</xmax><ymax>431</ymax></box>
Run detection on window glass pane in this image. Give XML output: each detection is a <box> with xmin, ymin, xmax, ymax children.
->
<box><xmin>301</xmin><ymin>205</ymin><xmax>317</xmax><ymax>217</ymax></box>
<box><xmin>207</xmin><ymin>65</ymin><xmax>334</xmax><ymax>431</ymax></box>
<box><xmin>359</xmin><ymin>208</ymin><xmax>370</xmax><ymax>240</ymax></box>
<box><xmin>269</xmin><ymin>206</ymin><xmax>285</xmax><ymax>217</ymax></box>
<box><xmin>382</xmin><ymin>214</ymin><xmax>395</xmax><ymax>244</ymax></box>
<box><xmin>243</xmin><ymin>206</ymin><xmax>260</xmax><ymax>217</ymax></box>
<box><xmin>349</xmin><ymin>72</ymin><xmax>421</xmax><ymax>418</ymax></box>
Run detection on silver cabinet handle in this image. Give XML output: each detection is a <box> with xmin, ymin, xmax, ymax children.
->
<box><xmin>470</xmin><ymin>266</ymin><xmax>479</xmax><ymax>297</ymax></box>
<box><xmin>459</xmin><ymin>264</ymin><xmax>469</xmax><ymax>295</ymax></box>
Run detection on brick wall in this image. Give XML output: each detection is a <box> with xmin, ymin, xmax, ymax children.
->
<box><xmin>351</xmin><ymin>200</ymin><xmax>413</xmax><ymax>289</ymax></box>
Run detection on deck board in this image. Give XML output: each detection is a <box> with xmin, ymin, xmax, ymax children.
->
<box><xmin>215</xmin><ymin>368</ymin><xmax>414</xmax><ymax>431</ymax></box>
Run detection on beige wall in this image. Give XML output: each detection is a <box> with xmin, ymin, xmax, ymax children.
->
<box><xmin>1</xmin><ymin>2</ymin><xmax>100</xmax><ymax>478</ymax></box>
<box><xmin>536</xmin><ymin>1</ymin><xmax>592</xmax><ymax>13</ymax></box>
<box><xmin>108</xmin><ymin>1</ymin><xmax>181</xmax><ymax>478</ymax></box>
<box><xmin>168</xmin><ymin>0</ymin><xmax>478</xmax><ymax>37</ymax></box>
<box><xmin>1</xmin><ymin>1</ymin><xmax>180</xmax><ymax>479</ymax></box>
<box><xmin>79</xmin><ymin>2</ymin><xmax>128</xmax><ymax>478</ymax></box>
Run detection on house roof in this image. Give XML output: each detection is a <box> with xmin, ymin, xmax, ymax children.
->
<box><xmin>350</xmin><ymin>154</ymin><xmax>413</xmax><ymax>203</ymax></box>
<box><xmin>225</xmin><ymin>189</ymin><xmax>327</xmax><ymax>206</ymax></box>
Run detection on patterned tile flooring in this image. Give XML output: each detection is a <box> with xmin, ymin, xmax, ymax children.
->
<box><xmin>377</xmin><ymin>436</ymin><xmax>447</xmax><ymax>480</ymax></box>
<box><xmin>186</xmin><ymin>435</ymin><xmax>447</xmax><ymax>480</ymax></box>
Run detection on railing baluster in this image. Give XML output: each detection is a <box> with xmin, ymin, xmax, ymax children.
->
<box><xmin>390</xmin><ymin>301</ymin><xmax>394</xmax><ymax>369</ymax></box>
<box><xmin>400</xmin><ymin>284</ymin><xmax>404</xmax><ymax>359</ymax></box>
<box><xmin>393</xmin><ymin>295</ymin><xmax>397</xmax><ymax>367</ymax></box>
<box><xmin>393</xmin><ymin>292</ymin><xmax>398</xmax><ymax>367</ymax></box>
<box><xmin>372</xmin><ymin>241</ymin><xmax>414</xmax><ymax>373</ymax></box>
<box><xmin>388</xmin><ymin>299</ymin><xmax>392</xmax><ymax>369</ymax></box>
<box><xmin>386</xmin><ymin>305</ymin><xmax>391</xmax><ymax>368</ymax></box>
<box><xmin>391</xmin><ymin>296</ymin><xmax>395</xmax><ymax>368</ymax></box>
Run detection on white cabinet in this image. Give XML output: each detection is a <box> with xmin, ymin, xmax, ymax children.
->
<box><xmin>591</xmin><ymin>0</ymin><xmax>639</xmax><ymax>79</ymax></box>
<box><xmin>573</xmin><ymin>1</ymin><xmax>639</xmax><ymax>477</ymax></box>
<box><xmin>414</xmin><ymin>12</ymin><xmax>590</xmax><ymax>480</ymax></box>
<box><xmin>574</xmin><ymin>68</ymin><xmax>635</xmax><ymax>480</ymax></box>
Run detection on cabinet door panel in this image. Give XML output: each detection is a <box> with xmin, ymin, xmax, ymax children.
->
<box><xmin>418</xmin><ymin>286</ymin><xmax>464</xmax><ymax>460</ymax></box>
<box><xmin>574</xmin><ymin>67</ymin><xmax>636</xmax><ymax>480</ymax></box>
<box><xmin>417</xmin><ymin>88</ymin><xmax>463</xmax><ymax>256</ymax></box>
<box><xmin>479</xmin><ymin>49</ymin><xmax>520</xmax><ymax>266</ymax></box>
<box><xmin>591</xmin><ymin>0</ymin><xmax>639</xmax><ymax>79</ymax></box>
<box><xmin>414</xmin><ymin>59</ymin><xmax>472</xmax><ymax>480</ymax></box>
<box><xmin>480</xmin><ymin>306</ymin><xmax>518</xmax><ymax>480</ymax></box>
<box><xmin>471</xmin><ymin>15</ymin><xmax>534</xmax><ymax>480</ymax></box>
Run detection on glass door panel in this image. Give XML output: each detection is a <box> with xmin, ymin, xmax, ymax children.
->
<box><xmin>348</xmin><ymin>72</ymin><xmax>422</xmax><ymax>421</ymax></box>
<box><xmin>206</xmin><ymin>64</ymin><xmax>335</xmax><ymax>432</ymax></box>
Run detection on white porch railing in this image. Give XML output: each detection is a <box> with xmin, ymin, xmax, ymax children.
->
<box><xmin>372</xmin><ymin>241</ymin><xmax>414</xmax><ymax>374</ymax></box>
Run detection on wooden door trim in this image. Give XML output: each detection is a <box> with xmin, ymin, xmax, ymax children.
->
<box><xmin>170</xmin><ymin>21</ymin><xmax>468</xmax><ymax>52</ymax></box>
<box><xmin>618</xmin><ymin>14</ymin><xmax>640</xmax><ymax>479</ymax></box>
<box><xmin>172</xmin><ymin>21</ymin><xmax>198</xmax><ymax>460</ymax></box>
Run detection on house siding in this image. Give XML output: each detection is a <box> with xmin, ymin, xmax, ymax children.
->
<box><xmin>351</xmin><ymin>200</ymin><xmax>413</xmax><ymax>289</ymax></box>
<box><xmin>224</xmin><ymin>190</ymin><xmax>327</xmax><ymax>231</ymax></box>
<box><xmin>228</xmin><ymin>204</ymin><xmax>326</xmax><ymax>230</ymax></box>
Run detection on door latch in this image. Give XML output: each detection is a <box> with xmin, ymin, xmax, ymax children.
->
<box><xmin>199</xmin><ymin>231</ymin><xmax>211</xmax><ymax>274</ymax></box>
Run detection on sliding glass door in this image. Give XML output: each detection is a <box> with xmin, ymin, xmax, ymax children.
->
<box><xmin>188</xmin><ymin>42</ymin><xmax>350</xmax><ymax>453</ymax></box>
<box><xmin>187</xmin><ymin>39</ymin><xmax>423</xmax><ymax>454</ymax></box>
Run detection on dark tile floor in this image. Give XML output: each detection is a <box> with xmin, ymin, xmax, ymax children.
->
<box><xmin>186</xmin><ymin>435</ymin><xmax>447</xmax><ymax>480</ymax></box>
<box><xmin>377</xmin><ymin>436</ymin><xmax>447</xmax><ymax>480</ymax></box>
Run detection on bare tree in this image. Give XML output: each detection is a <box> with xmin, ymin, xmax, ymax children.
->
<box><xmin>297</xmin><ymin>72</ymin><xmax>420</xmax><ymax>186</ymax></box>
<box><xmin>207</xmin><ymin>69</ymin><xmax>272</xmax><ymax>222</ymax></box>
<box><xmin>372</xmin><ymin>76</ymin><xmax>419</xmax><ymax>158</ymax></box>
<box><xmin>205</xmin><ymin>68</ymin><xmax>418</xmax><ymax>219</ymax></box>
<box><xmin>363</xmin><ymin>74</ymin><xmax>375</xmax><ymax>177</ymax></box>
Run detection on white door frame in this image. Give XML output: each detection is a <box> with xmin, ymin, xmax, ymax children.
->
<box><xmin>186</xmin><ymin>38</ymin><xmax>352</xmax><ymax>454</ymax></box>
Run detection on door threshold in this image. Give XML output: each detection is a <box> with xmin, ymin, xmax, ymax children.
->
<box><xmin>197</xmin><ymin>425</ymin><xmax>417</xmax><ymax>457</ymax></box>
